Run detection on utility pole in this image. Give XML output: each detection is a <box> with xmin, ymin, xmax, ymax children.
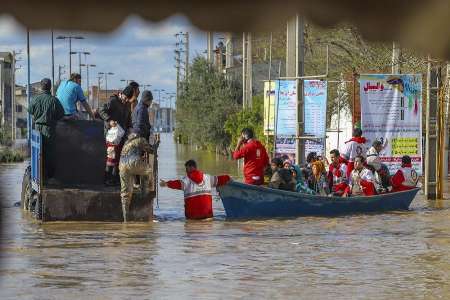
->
<box><xmin>425</xmin><ymin>57</ymin><xmax>442</xmax><ymax>200</ymax></box>
<box><xmin>175</xmin><ymin>49</ymin><xmax>181</xmax><ymax>100</ymax></box>
<box><xmin>97</xmin><ymin>75</ymin><xmax>102</xmax><ymax>109</ymax></box>
<box><xmin>242</xmin><ymin>32</ymin><xmax>253</xmax><ymax>109</ymax></box>
<box><xmin>185</xmin><ymin>32</ymin><xmax>189</xmax><ymax>80</ymax></box>
<box><xmin>286</xmin><ymin>15</ymin><xmax>305</xmax><ymax>163</ymax></box>
<box><xmin>225</xmin><ymin>33</ymin><xmax>234</xmax><ymax>69</ymax></box>
<box><xmin>51</xmin><ymin>29</ymin><xmax>55</xmax><ymax>95</ymax></box>
<box><xmin>392</xmin><ymin>42</ymin><xmax>401</xmax><ymax>74</ymax></box>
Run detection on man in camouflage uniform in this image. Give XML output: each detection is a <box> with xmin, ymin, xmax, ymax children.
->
<box><xmin>28</xmin><ymin>78</ymin><xmax>65</xmax><ymax>179</ymax></box>
<box><xmin>119</xmin><ymin>132</ymin><xmax>154</xmax><ymax>222</ymax></box>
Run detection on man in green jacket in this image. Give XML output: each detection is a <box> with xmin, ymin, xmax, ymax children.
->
<box><xmin>28</xmin><ymin>78</ymin><xmax>65</xmax><ymax>179</ymax></box>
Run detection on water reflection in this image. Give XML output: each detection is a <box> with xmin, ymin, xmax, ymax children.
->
<box><xmin>1</xmin><ymin>134</ymin><xmax>450</xmax><ymax>299</ymax></box>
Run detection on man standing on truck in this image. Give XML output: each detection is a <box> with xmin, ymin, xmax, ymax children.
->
<box><xmin>56</xmin><ymin>73</ymin><xmax>96</xmax><ymax>119</ymax></box>
<box><xmin>28</xmin><ymin>78</ymin><xmax>65</xmax><ymax>179</ymax></box>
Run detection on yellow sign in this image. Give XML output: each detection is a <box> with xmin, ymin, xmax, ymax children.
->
<box><xmin>391</xmin><ymin>138</ymin><xmax>418</xmax><ymax>155</ymax></box>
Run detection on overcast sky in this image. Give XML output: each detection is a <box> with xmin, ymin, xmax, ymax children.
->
<box><xmin>0</xmin><ymin>15</ymin><xmax>211</xmax><ymax>107</ymax></box>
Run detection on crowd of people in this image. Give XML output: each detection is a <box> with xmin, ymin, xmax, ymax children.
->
<box><xmin>28</xmin><ymin>74</ymin><xmax>420</xmax><ymax>222</ymax></box>
<box><xmin>29</xmin><ymin>74</ymin><xmax>156</xmax><ymax>222</ymax></box>
<box><xmin>230</xmin><ymin>127</ymin><xmax>419</xmax><ymax>198</ymax></box>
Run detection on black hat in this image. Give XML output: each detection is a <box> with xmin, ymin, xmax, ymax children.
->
<box><xmin>122</xmin><ymin>85</ymin><xmax>134</xmax><ymax>98</ymax></box>
<box><xmin>141</xmin><ymin>90</ymin><xmax>153</xmax><ymax>103</ymax></box>
<box><xmin>40</xmin><ymin>78</ymin><xmax>52</xmax><ymax>91</ymax></box>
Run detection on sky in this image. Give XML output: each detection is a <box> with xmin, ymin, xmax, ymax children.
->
<box><xmin>0</xmin><ymin>14</ymin><xmax>211</xmax><ymax>107</ymax></box>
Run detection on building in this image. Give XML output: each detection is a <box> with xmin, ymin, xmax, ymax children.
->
<box><xmin>14</xmin><ymin>85</ymin><xmax>28</xmax><ymax>139</ymax></box>
<box><xmin>89</xmin><ymin>85</ymin><xmax>121</xmax><ymax>109</ymax></box>
<box><xmin>0</xmin><ymin>52</ymin><xmax>15</xmax><ymax>138</ymax></box>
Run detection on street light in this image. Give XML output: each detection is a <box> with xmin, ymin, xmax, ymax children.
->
<box><xmin>154</xmin><ymin>89</ymin><xmax>165</xmax><ymax>105</ymax></box>
<box><xmin>80</xmin><ymin>63</ymin><xmax>96</xmax><ymax>106</ymax></box>
<box><xmin>56</xmin><ymin>35</ymin><xmax>84</xmax><ymax>75</ymax></box>
<box><xmin>70</xmin><ymin>51</ymin><xmax>90</xmax><ymax>74</ymax></box>
<box><xmin>120</xmin><ymin>79</ymin><xmax>135</xmax><ymax>87</ymax></box>
<box><xmin>98</xmin><ymin>72</ymin><xmax>114</xmax><ymax>99</ymax></box>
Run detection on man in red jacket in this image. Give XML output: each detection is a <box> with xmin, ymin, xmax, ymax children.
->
<box><xmin>159</xmin><ymin>160</ymin><xmax>231</xmax><ymax>219</ymax></box>
<box><xmin>232</xmin><ymin>128</ymin><xmax>269</xmax><ymax>185</ymax></box>
<box><xmin>391</xmin><ymin>155</ymin><xmax>419</xmax><ymax>192</ymax></box>
<box><xmin>341</xmin><ymin>128</ymin><xmax>367</xmax><ymax>178</ymax></box>
<box><xmin>327</xmin><ymin>149</ymin><xmax>348</xmax><ymax>196</ymax></box>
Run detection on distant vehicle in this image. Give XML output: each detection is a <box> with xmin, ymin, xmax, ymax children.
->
<box><xmin>21</xmin><ymin>120</ymin><xmax>158</xmax><ymax>222</ymax></box>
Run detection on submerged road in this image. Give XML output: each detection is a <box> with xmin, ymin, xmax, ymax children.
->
<box><xmin>1</xmin><ymin>133</ymin><xmax>450</xmax><ymax>299</ymax></box>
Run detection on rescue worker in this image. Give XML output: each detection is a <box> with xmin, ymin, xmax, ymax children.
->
<box><xmin>99</xmin><ymin>87</ymin><xmax>132</xmax><ymax>185</ymax></box>
<box><xmin>159</xmin><ymin>160</ymin><xmax>231</xmax><ymax>219</ymax></box>
<box><xmin>343</xmin><ymin>155</ymin><xmax>376</xmax><ymax>197</ymax></box>
<box><xmin>268</xmin><ymin>158</ymin><xmax>297</xmax><ymax>191</ymax></box>
<box><xmin>341</xmin><ymin>128</ymin><xmax>367</xmax><ymax>178</ymax></box>
<box><xmin>28</xmin><ymin>78</ymin><xmax>65</xmax><ymax>179</ymax></box>
<box><xmin>327</xmin><ymin>149</ymin><xmax>348</xmax><ymax>196</ymax></box>
<box><xmin>366</xmin><ymin>139</ymin><xmax>390</xmax><ymax>190</ymax></box>
<box><xmin>232</xmin><ymin>128</ymin><xmax>269</xmax><ymax>185</ymax></box>
<box><xmin>118</xmin><ymin>132</ymin><xmax>154</xmax><ymax>222</ymax></box>
<box><xmin>391</xmin><ymin>155</ymin><xmax>419</xmax><ymax>192</ymax></box>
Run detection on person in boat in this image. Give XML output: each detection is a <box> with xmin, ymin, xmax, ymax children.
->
<box><xmin>327</xmin><ymin>149</ymin><xmax>348</xmax><ymax>196</ymax></box>
<box><xmin>307</xmin><ymin>161</ymin><xmax>330</xmax><ymax>196</ymax></box>
<box><xmin>283</xmin><ymin>159</ymin><xmax>314</xmax><ymax>194</ymax></box>
<box><xmin>341</xmin><ymin>128</ymin><xmax>367</xmax><ymax>178</ymax></box>
<box><xmin>390</xmin><ymin>155</ymin><xmax>419</xmax><ymax>192</ymax></box>
<box><xmin>268</xmin><ymin>158</ymin><xmax>297</xmax><ymax>191</ymax></box>
<box><xmin>28</xmin><ymin>78</ymin><xmax>65</xmax><ymax>180</ymax></box>
<box><xmin>119</xmin><ymin>131</ymin><xmax>154</xmax><ymax>222</ymax></box>
<box><xmin>56</xmin><ymin>73</ymin><xmax>96</xmax><ymax>119</ymax></box>
<box><xmin>99</xmin><ymin>86</ymin><xmax>132</xmax><ymax>186</ymax></box>
<box><xmin>232</xmin><ymin>128</ymin><xmax>269</xmax><ymax>185</ymax></box>
<box><xmin>343</xmin><ymin>155</ymin><xmax>376</xmax><ymax>197</ymax></box>
<box><xmin>299</xmin><ymin>152</ymin><xmax>316</xmax><ymax>181</ymax></box>
<box><xmin>159</xmin><ymin>160</ymin><xmax>231</xmax><ymax>219</ymax></box>
<box><xmin>366</xmin><ymin>139</ymin><xmax>390</xmax><ymax>190</ymax></box>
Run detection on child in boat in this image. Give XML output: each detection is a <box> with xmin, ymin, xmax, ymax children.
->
<box><xmin>159</xmin><ymin>160</ymin><xmax>231</xmax><ymax>219</ymax></box>
<box><xmin>343</xmin><ymin>155</ymin><xmax>376</xmax><ymax>197</ymax></box>
<box><xmin>268</xmin><ymin>158</ymin><xmax>297</xmax><ymax>192</ymax></box>
<box><xmin>390</xmin><ymin>155</ymin><xmax>419</xmax><ymax>192</ymax></box>
<box><xmin>307</xmin><ymin>161</ymin><xmax>330</xmax><ymax>196</ymax></box>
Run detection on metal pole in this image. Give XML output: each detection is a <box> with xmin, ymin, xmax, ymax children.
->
<box><xmin>185</xmin><ymin>33</ymin><xmax>189</xmax><ymax>79</ymax></box>
<box><xmin>86</xmin><ymin>65</ymin><xmax>90</xmax><ymax>105</ymax></box>
<box><xmin>105</xmin><ymin>73</ymin><xmax>108</xmax><ymax>100</ymax></box>
<box><xmin>51</xmin><ymin>30</ymin><xmax>55</xmax><ymax>95</ymax></box>
<box><xmin>26</xmin><ymin>29</ymin><xmax>31</xmax><ymax>147</ymax></box>
<box><xmin>78</xmin><ymin>52</ymin><xmax>81</xmax><ymax>75</ymax></box>
<box><xmin>242</xmin><ymin>33</ymin><xmax>246</xmax><ymax>109</ymax></box>
<box><xmin>247</xmin><ymin>32</ymin><xmax>253</xmax><ymax>110</ymax></box>
<box><xmin>97</xmin><ymin>76</ymin><xmax>101</xmax><ymax>109</ymax></box>
<box><xmin>69</xmin><ymin>37</ymin><xmax>72</xmax><ymax>75</ymax></box>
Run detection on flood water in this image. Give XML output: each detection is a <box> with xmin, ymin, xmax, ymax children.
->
<box><xmin>1</xmin><ymin>133</ymin><xmax>450</xmax><ymax>299</ymax></box>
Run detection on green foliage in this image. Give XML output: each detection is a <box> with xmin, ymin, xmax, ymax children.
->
<box><xmin>0</xmin><ymin>127</ymin><xmax>12</xmax><ymax>146</ymax></box>
<box><xmin>175</xmin><ymin>57</ymin><xmax>240</xmax><ymax>151</ymax></box>
<box><xmin>0</xmin><ymin>147</ymin><xmax>24</xmax><ymax>163</ymax></box>
<box><xmin>224</xmin><ymin>95</ymin><xmax>273</xmax><ymax>153</ymax></box>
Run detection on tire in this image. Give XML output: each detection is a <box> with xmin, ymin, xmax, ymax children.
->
<box><xmin>21</xmin><ymin>165</ymin><xmax>32</xmax><ymax>211</ymax></box>
<box><xmin>33</xmin><ymin>194</ymin><xmax>43</xmax><ymax>220</ymax></box>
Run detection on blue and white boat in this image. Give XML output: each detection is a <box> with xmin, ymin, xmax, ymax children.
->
<box><xmin>217</xmin><ymin>181</ymin><xmax>420</xmax><ymax>219</ymax></box>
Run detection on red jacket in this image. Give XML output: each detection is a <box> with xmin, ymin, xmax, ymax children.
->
<box><xmin>391</xmin><ymin>163</ymin><xmax>418</xmax><ymax>192</ymax></box>
<box><xmin>232</xmin><ymin>139</ymin><xmax>269</xmax><ymax>185</ymax></box>
<box><xmin>167</xmin><ymin>170</ymin><xmax>230</xmax><ymax>219</ymax></box>
<box><xmin>327</xmin><ymin>162</ymin><xmax>348</xmax><ymax>195</ymax></box>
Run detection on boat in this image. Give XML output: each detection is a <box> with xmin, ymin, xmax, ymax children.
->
<box><xmin>217</xmin><ymin>181</ymin><xmax>420</xmax><ymax>219</ymax></box>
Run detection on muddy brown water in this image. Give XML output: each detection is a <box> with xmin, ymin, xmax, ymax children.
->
<box><xmin>1</xmin><ymin>133</ymin><xmax>450</xmax><ymax>299</ymax></box>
